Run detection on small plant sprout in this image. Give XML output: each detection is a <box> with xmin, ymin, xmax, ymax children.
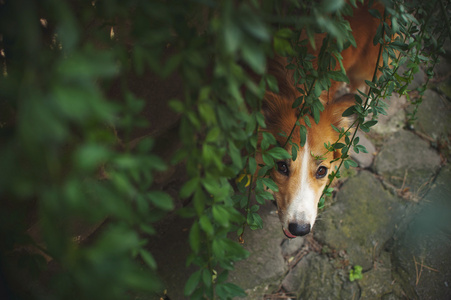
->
<box><xmin>349</xmin><ymin>265</ymin><xmax>363</xmax><ymax>282</ymax></box>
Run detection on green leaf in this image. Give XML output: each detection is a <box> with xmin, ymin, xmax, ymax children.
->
<box><xmin>212</xmin><ymin>239</ymin><xmax>225</xmax><ymax>260</ymax></box>
<box><xmin>354</xmin><ymin>144</ymin><xmax>368</xmax><ymax>154</ymax></box>
<box><xmin>255</xmin><ymin>190</ymin><xmax>273</xmax><ymax>203</ymax></box>
<box><xmin>189</xmin><ymin>222</ymin><xmax>201</xmax><ymax>254</ymax></box>
<box><xmin>262</xmin><ymin>153</ymin><xmax>274</xmax><ymax>167</ymax></box>
<box><xmin>161</xmin><ymin>53</ymin><xmax>182</xmax><ymax>78</ymax></box>
<box><xmin>354</xmin><ymin>94</ymin><xmax>362</xmax><ymax>105</ymax></box>
<box><xmin>325</xmin><ymin>187</ymin><xmax>334</xmax><ymax>194</ymax></box>
<box><xmin>274</xmin><ymin>28</ymin><xmax>295</xmax><ymax>56</ymax></box>
<box><xmin>184</xmin><ymin>270</ymin><xmax>202</xmax><ymax>296</ymax></box>
<box><xmin>347</xmin><ymin>159</ymin><xmax>358</xmax><ymax>168</ymax></box>
<box><xmin>318</xmin><ymin>196</ymin><xmax>325</xmax><ymax>209</ymax></box>
<box><xmin>202</xmin><ymin>269</ymin><xmax>212</xmax><ymax>288</ymax></box>
<box><xmin>365</xmin><ymin>80</ymin><xmax>377</xmax><ymax>89</ymax></box>
<box><xmin>333</xmin><ymin>143</ymin><xmax>346</xmax><ymax>149</ymax></box>
<box><xmin>223</xmin><ymin>238</ymin><xmax>249</xmax><ymax>260</ymax></box>
<box><xmin>328</xmin><ymin>70</ymin><xmax>349</xmax><ymax>83</ymax></box>
<box><xmin>331</xmin><ymin>124</ymin><xmax>341</xmax><ymax>133</ymax></box>
<box><xmin>304</xmin><ymin>115</ymin><xmax>312</xmax><ymax>128</ymax></box>
<box><xmin>344</xmin><ymin>159</ymin><xmax>358</xmax><ymax>169</ymax></box>
<box><xmin>229</xmin><ymin>141</ymin><xmax>243</xmax><ymax>169</ymax></box>
<box><xmin>342</xmin><ymin>146</ymin><xmax>349</xmax><ymax>155</ymax></box>
<box><xmin>168</xmin><ymin>99</ymin><xmax>184</xmax><ymax>113</ymax></box>
<box><xmin>299</xmin><ymin>125</ymin><xmax>307</xmax><ymax>147</ymax></box>
<box><xmin>180</xmin><ymin>177</ymin><xmax>200</xmax><ymax>198</ymax></box>
<box><xmin>193</xmin><ymin>188</ymin><xmax>206</xmax><ymax>215</ymax></box>
<box><xmin>342</xmin><ymin>106</ymin><xmax>355</xmax><ymax>117</ymax></box>
<box><xmin>248</xmin><ymin>157</ymin><xmax>257</xmax><ymax>175</ymax></box>
<box><xmin>250</xmin><ymin>212</ymin><xmax>263</xmax><ymax>229</ymax></box>
<box><xmin>257</xmin><ymin>165</ymin><xmax>271</xmax><ymax>177</ymax></box>
<box><xmin>147</xmin><ymin>191</ymin><xmax>174</xmax><ymax>211</ymax></box>
<box><xmin>368</xmin><ymin>9</ymin><xmax>382</xmax><ymax>19</ymax></box>
<box><xmin>261</xmin><ymin>178</ymin><xmax>279</xmax><ymax>192</ymax></box>
<box><xmin>242</xmin><ymin>43</ymin><xmax>266</xmax><ymax>74</ymax></box>
<box><xmin>205</xmin><ymin>127</ymin><xmax>221</xmax><ymax>143</ymax></box>
<box><xmin>240</xmin><ymin>9</ymin><xmax>270</xmax><ymax>42</ymax></box>
<box><xmin>363</xmin><ymin>120</ymin><xmax>378</xmax><ymax>128</ymax></box>
<box><xmin>139</xmin><ymin>249</ymin><xmax>157</xmax><ymax>270</ymax></box>
<box><xmin>266</xmin><ymin>75</ymin><xmax>279</xmax><ymax>93</ymax></box>
<box><xmin>216</xmin><ymin>283</ymin><xmax>246</xmax><ymax>299</ymax></box>
<box><xmin>223</xmin><ymin>18</ymin><xmax>242</xmax><ymax>54</ymax></box>
<box><xmin>255</xmin><ymin>111</ymin><xmax>266</xmax><ymax>128</ymax></box>
<box><xmin>291</xmin><ymin>145</ymin><xmax>298</xmax><ymax>161</ymax></box>
<box><xmin>312</xmin><ymin>105</ymin><xmax>321</xmax><ymax>124</ymax></box>
<box><xmin>373</xmin><ymin>23</ymin><xmax>383</xmax><ymax>45</ymax></box>
<box><xmin>250</xmin><ymin>205</ymin><xmax>259</xmax><ymax>213</ymax></box>
<box><xmin>261</xmin><ymin>131</ymin><xmax>276</xmax><ymax>151</ymax></box>
<box><xmin>199</xmin><ymin>215</ymin><xmax>214</xmax><ymax>236</ymax></box>
<box><xmin>73</xmin><ymin>144</ymin><xmax>111</xmax><ymax>172</ymax></box>
<box><xmin>267</xmin><ymin>147</ymin><xmax>291</xmax><ymax>160</ymax></box>
<box><xmin>360</xmin><ymin>124</ymin><xmax>370</xmax><ymax>133</ymax></box>
<box><xmin>212</xmin><ymin>205</ymin><xmax>230</xmax><ymax>228</ymax></box>
<box><xmin>292</xmin><ymin>96</ymin><xmax>303</xmax><ymax>108</ymax></box>
<box><xmin>57</xmin><ymin>50</ymin><xmax>118</xmax><ymax>79</ymax></box>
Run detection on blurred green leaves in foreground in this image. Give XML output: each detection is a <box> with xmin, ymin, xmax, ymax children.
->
<box><xmin>0</xmin><ymin>0</ymin><xmax>449</xmax><ymax>299</ymax></box>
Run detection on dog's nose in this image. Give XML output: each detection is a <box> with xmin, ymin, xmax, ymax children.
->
<box><xmin>288</xmin><ymin>223</ymin><xmax>311</xmax><ymax>236</ymax></box>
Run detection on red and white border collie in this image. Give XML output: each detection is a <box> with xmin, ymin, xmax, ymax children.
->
<box><xmin>261</xmin><ymin>2</ymin><xmax>385</xmax><ymax>238</ymax></box>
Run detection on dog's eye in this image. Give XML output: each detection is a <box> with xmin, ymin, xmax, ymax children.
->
<box><xmin>316</xmin><ymin>166</ymin><xmax>328</xmax><ymax>179</ymax></box>
<box><xmin>276</xmin><ymin>161</ymin><xmax>289</xmax><ymax>176</ymax></box>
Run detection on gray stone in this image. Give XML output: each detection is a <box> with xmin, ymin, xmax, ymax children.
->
<box><xmin>280</xmin><ymin>236</ymin><xmax>305</xmax><ymax>258</ymax></box>
<box><xmin>436</xmin><ymin>77</ymin><xmax>451</xmax><ymax>100</ymax></box>
<box><xmin>409</xmin><ymin>89</ymin><xmax>451</xmax><ymax>139</ymax></box>
<box><xmin>399</xmin><ymin>64</ymin><xmax>427</xmax><ymax>91</ymax></box>
<box><xmin>228</xmin><ymin>202</ymin><xmax>287</xmax><ymax>295</ymax></box>
<box><xmin>373</xmin><ymin>130</ymin><xmax>441</xmax><ymax>197</ymax></box>
<box><xmin>441</xmin><ymin>39</ymin><xmax>451</xmax><ymax>61</ymax></box>
<box><xmin>410</xmin><ymin>68</ymin><xmax>427</xmax><ymax>91</ymax></box>
<box><xmin>351</xmin><ymin>131</ymin><xmax>377</xmax><ymax>168</ymax></box>
<box><xmin>282</xmin><ymin>252</ymin><xmax>359</xmax><ymax>299</ymax></box>
<box><xmin>358</xmin><ymin>251</ymin><xmax>401</xmax><ymax>299</ymax></box>
<box><xmin>381</xmin><ymin>292</ymin><xmax>403</xmax><ymax>300</ymax></box>
<box><xmin>391</xmin><ymin>164</ymin><xmax>451</xmax><ymax>300</ymax></box>
<box><xmin>370</xmin><ymin>93</ymin><xmax>407</xmax><ymax>135</ymax></box>
<box><xmin>315</xmin><ymin>171</ymin><xmax>406</xmax><ymax>270</ymax></box>
<box><xmin>432</xmin><ymin>56</ymin><xmax>451</xmax><ymax>79</ymax></box>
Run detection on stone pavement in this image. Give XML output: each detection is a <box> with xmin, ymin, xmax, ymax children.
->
<box><xmin>225</xmin><ymin>54</ymin><xmax>451</xmax><ymax>299</ymax></box>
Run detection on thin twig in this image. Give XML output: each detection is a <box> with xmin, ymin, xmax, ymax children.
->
<box><xmin>414</xmin><ymin>255</ymin><xmax>439</xmax><ymax>286</ymax></box>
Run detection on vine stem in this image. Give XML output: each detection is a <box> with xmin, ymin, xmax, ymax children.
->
<box><xmin>320</xmin><ymin>7</ymin><xmax>388</xmax><ymax>199</ymax></box>
<box><xmin>281</xmin><ymin>78</ymin><xmax>314</xmax><ymax>149</ymax></box>
<box><xmin>238</xmin><ymin>171</ymin><xmax>254</xmax><ymax>243</ymax></box>
<box><xmin>282</xmin><ymin>33</ymin><xmax>332</xmax><ymax>148</ymax></box>
<box><xmin>439</xmin><ymin>0</ymin><xmax>451</xmax><ymax>40</ymax></box>
<box><xmin>320</xmin><ymin>0</ymin><xmax>442</xmax><ymax>199</ymax></box>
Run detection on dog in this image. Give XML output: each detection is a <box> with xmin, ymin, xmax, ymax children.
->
<box><xmin>260</xmin><ymin>2</ymin><xmax>386</xmax><ymax>238</ymax></box>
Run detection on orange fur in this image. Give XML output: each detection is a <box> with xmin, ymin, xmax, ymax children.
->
<box><xmin>271</xmin><ymin>2</ymin><xmax>385</xmax><ymax>104</ymax></box>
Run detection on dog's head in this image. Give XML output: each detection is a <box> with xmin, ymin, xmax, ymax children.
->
<box><xmin>261</xmin><ymin>92</ymin><xmax>355</xmax><ymax>238</ymax></box>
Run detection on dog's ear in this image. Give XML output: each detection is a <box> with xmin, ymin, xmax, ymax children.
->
<box><xmin>261</xmin><ymin>91</ymin><xmax>297</xmax><ymax>129</ymax></box>
<box><xmin>262</xmin><ymin>60</ymin><xmax>298</xmax><ymax>128</ymax></box>
<box><xmin>326</xmin><ymin>94</ymin><xmax>358</xmax><ymax>160</ymax></box>
<box><xmin>327</xmin><ymin>93</ymin><xmax>358</xmax><ymax>130</ymax></box>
